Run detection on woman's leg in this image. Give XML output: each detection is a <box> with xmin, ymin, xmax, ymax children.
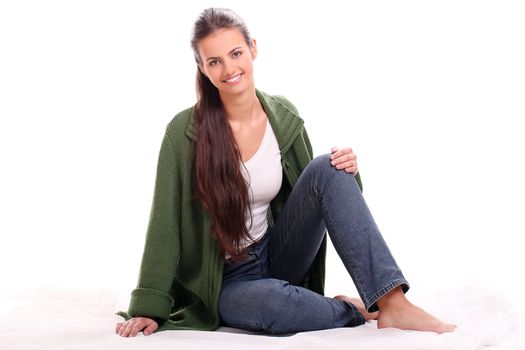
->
<box><xmin>219</xmin><ymin>228</ymin><xmax>366</xmax><ymax>334</ymax></box>
<box><xmin>268</xmin><ymin>154</ymin><xmax>455</xmax><ymax>333</ymax></box>
<box><xmin>219</xmin><ymin>278</ymin><xmax>365</xmax><ymax>334</ymax></box>
<box><xmin>269</xmin><ymin>154</ymin><xmax>409</xmax><ymax>312</ymax></box>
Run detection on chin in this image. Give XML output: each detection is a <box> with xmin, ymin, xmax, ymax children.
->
<box><xmin>219</xmin><ymin>82</ymin><xmax>252</xmax><ymax>96</ymax></box>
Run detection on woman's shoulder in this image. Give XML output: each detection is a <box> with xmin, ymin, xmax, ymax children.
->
<box><xmin>164</xmin><ymin>104</ymin><xmax>196</xmax><ymax>143</ymax></box>
<box><xmin>271</xmin><ymin>94</ymin><xmax>298</xmax><ymax>111</ymax></box>
<box><xmin>257</xmin><ymin>89</ymin><xmax>299</xmax><ymax>114</ymax></box>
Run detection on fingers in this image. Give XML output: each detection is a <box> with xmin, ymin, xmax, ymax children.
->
<box><xmin>116</xmin><ymin>317</ymin><xmax>158</xmax><ymax>337</ymax></box>
<box><xmin>330</xmin><ymin>146</ymin><xmax>353</xmax><ymax>159</ymax></box>
<box><xmin>143</xmin><ymin>321</ymin><xmax>159</xmax><ymax>336</ymax></box>
<box><xmin>331</xmin><ymin>156</ymin><xmax>357</xmax><ymax>169</ymax></box>
<box><xmin>330</xmin><ymin>147</ymin><xmax>358</xmax><ymax>174</ymax></box>
<box><xmin>117</xmin><ymin>319</ymin><xmax>139</xmax><ymax>337</ymax></box>
<box><xmin>330</xmin><ymin>148</ymin><xmax>356</xmax><ymax>163</ymax></box>
<box><xmin>339</xmin><ymin>162</ymin><xmax>358</xmax><ymax>174</ymax></box>
<box><xmin>122</xmin><ymin>320</ymin><xmax>141</xmax><ymax>337</ymax></box>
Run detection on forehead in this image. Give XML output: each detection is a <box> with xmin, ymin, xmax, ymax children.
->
<box><xmin>197</xmin><ymin>28</ymin><xmax>247</xmax><ymax>59</ymax></box>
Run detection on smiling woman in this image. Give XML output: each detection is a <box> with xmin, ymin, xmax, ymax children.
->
<box><xmin>198</xmin><ymin>31</ymin><xmax>255</xmax><ymax>89</ymax></box>
<box><xmin>115</xmin><ymin>7</ymin><xmax>455</xmax><ymax>337</ymax></box>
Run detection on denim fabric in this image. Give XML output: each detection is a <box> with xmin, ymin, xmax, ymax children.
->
<box><xmin>219</xmin><ymin>154</ymin><xmax>409</xmax><ymax>334</ymax></box>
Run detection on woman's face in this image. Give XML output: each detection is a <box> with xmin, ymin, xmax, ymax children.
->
<box><xmin>197</xmin><ymin>28</ymin><xmax>257</xmax><ymax>97</ymax></box>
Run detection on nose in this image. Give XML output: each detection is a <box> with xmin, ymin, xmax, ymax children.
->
<box><xmin>222</xmin><ymin>58</ymin><xmax>236</xmax><ymax>77</ymax></box>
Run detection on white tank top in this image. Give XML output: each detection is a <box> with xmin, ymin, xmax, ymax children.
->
<box><xmin>232</xmin><ymin>118</ymin><xmax>283</xmax><ymax>255</ymax></box>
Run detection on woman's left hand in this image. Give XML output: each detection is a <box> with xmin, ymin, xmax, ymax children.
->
<box><xmin>330</xmin><ymin>147</ymin><xmax>358</xmax><ymax>175</ymax></box>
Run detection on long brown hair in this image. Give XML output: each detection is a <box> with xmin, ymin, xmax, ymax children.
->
<box><xmin>190</xmin><ymin>8</ymin><xmax>254</xmax><ymax>261</ymax></box>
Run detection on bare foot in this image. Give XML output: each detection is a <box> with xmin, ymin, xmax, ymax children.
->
<box><xmin>334</xmin><ymin>295</ymin><xmax>379</xmax><ymax>321</ymax></box>
<box><xmin>377</xmin><ymin>288</ymin><xmax>456</xmax><ymax>334</ymax></box>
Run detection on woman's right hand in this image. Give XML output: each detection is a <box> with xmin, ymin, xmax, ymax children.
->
<box><xmin>115</xmin><ymin>316</ymin><xmax>159</xmax><ymax>337</ymax></box>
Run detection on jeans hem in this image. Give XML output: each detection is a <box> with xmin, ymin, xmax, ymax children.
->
<box><xmin>365</xmin><ymin>278</ymin><xmax>410</xmax><ymax>313</ymax></box>
<box><xmin>340</xmin><ymin>300</ymin><xmax>366</xmax><ymax>327</ymax></box>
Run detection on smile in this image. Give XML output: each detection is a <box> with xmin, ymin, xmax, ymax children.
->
<box><xmin>223</xmin><ymin>73</ymin><xmax>243</xmax><ymax>85</ymax></box>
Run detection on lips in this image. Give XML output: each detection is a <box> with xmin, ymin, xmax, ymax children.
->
<box><xmin>222</xmin><ymin>73</ymin><xmax>243</xmax><ymax>85</ymax></box>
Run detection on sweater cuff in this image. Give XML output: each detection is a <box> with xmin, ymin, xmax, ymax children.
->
<box><xmin>128</xmin><ymin>287</ymin><xmax>174</xmax><ymax>321</ymax></box>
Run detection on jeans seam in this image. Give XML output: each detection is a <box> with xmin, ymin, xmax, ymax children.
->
<box><xmin>318</xmin><ymin>168</ymin><xmax>368</xmax><ymax>305</ymax></box>
<box><xmin>320</xmin><ymin>195</ymin><xmax>367</xmax><ymax>296</ymax></box>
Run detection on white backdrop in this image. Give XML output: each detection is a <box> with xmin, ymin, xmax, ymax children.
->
<box><xmin>1</xmin><ymin>0</ymin><xmax>524</xmax><ymax>319</ymax></box>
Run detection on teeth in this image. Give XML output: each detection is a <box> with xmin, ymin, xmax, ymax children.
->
<box><xmin>225</xmin><ymin>74</ymin><xmax>241</xmax><ymax>83</ymax></box>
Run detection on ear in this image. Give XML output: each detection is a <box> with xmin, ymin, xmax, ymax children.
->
<box><xmin>250</xmin><ymin>38</ymin><xmax>258</xmax><ymax>60</ymax></box>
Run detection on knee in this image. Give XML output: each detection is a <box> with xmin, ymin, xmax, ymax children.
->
<box><xmin>305</xmin><ymin>153</ymin><xmax>334</xmax><ymax>177</ymax></box>
<box><xmin>301</xmin><ymin>154</ymin><xmax>339</xmax><ymax>190</ymax></box>
<box><xmin>302</xmin><ymin>153</ymin><xmax>360</xmax><ymax>195</ymax></box>
<box><xmin>226</xmin><ymin>279</ymin><xmax>292</xmax><ymax>312</ymax></box>
<box><xmin>218</xmin><ymin>279</ymin><xmax>281</xmax><ymax>322</ymax></box>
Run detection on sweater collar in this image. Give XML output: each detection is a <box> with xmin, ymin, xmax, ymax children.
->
<box><xmin>185</xmin><ymin>89</ymin><xmax>303</xmax><ymax>155</ymax></box>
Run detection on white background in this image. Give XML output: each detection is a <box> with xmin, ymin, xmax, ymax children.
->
<box><xmin>1</xmin><ymin>0</ymin><xmax>524</xmax><ymax>317</ymax></box>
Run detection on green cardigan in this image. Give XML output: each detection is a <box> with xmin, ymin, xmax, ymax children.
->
<box><xmin>116</xmin><ymin>89</ymin><xmax>363</xmax><ymax>332</ymax></box>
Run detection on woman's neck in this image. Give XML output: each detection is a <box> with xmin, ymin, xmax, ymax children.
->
<box><xmin>220</xmin><ymin>87</ymin><xmax>261</xmax><ymax>126</ymax></box>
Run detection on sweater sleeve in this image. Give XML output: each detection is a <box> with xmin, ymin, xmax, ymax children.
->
<box><xmin>126</xmin><ymin>129</ymin><xmax>181</xmax><ymax>322</ymax></box>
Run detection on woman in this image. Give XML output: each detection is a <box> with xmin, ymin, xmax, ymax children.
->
<box><xmin>115</xmin><ymin>7</ymin><xmax>455</xmax><ymax>337</ymax></box>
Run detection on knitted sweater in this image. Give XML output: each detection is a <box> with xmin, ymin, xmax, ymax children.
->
<box><xmin>115</xmin><ymin>89</ymin><xmax>363</xmax><ymax>332</ymax></box>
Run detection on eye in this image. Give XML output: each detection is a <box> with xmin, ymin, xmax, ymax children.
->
<box><xmin>232</xmin><ymin>50</ymin><xmax>242</xmax><ymax>58</ymax></box>
<box><xmin>209</xmin><ymin>59</ymin><xmax>220</xmax><ymax>66</ymax></box>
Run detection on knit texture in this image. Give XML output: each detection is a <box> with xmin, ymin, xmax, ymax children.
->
<box><xmin>115</xmin><ymin>89</ymin><xmax>363</xmax><ymax>332</ymax></box>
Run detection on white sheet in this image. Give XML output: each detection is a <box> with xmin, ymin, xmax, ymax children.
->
<box><xmin>0</xmin><ymin>284</ymin><xmax>523</xmax><ymax>350</ymax></box>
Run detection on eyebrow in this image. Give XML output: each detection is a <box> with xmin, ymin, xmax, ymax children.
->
<box><xmin>206</xmin><ymin>46</ymin><xmax>243</xmax><ymax>62</ymax></box>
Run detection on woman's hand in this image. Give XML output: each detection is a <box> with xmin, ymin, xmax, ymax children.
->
<box><xmin>330</xmin><ymin>147</ymin><xmax>358</xmax><ymax>175</ymax></box>
<box><xmin>116</xmin><ymin>316</ymin><xmax>159</xmax><ymax>337</ymax></box>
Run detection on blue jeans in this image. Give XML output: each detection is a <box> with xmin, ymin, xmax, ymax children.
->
<box><xmin>219</xmin><ymin>154</ymin><xmax>410</xmax><ymax>334</ymax></box>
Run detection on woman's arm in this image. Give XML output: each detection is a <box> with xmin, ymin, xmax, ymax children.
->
<box><xmin>126</xmin><ymin>129</ymin><xmax>182</xmax><ymax>322</ymax></box>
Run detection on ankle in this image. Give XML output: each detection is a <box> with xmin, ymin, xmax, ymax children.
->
<box><xmin>377</xmin><ymin>286</ymin><xmax>410</xmax><ymax>310</ymax></box>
